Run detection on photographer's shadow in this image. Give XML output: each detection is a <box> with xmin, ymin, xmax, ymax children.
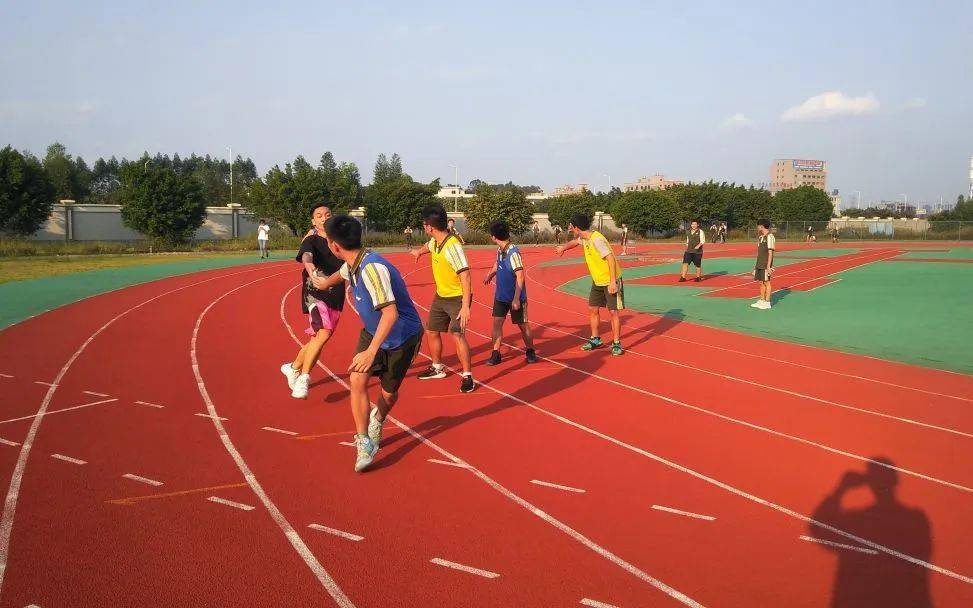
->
<box><xmin>810</xmin><ymin>458</ymin><xmax>932</xmax><ymax>607</ymax></box>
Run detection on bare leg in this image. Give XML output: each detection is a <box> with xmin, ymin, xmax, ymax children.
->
<box><xmin>679</xmin><ymin>263</ymin><xmax>688</xmax><ymax>279</ymax></box>
<box><xmin>588</xmin><ymin>306</ymin><xmax>601</xmax><ymax>338</ymax></box>
<box><xmin>300</xmin><ymin>329</ymin><xmax>333</xmax><ymax>374</ymax></box>
<box><xmin>349</xmin><ymin>372</ymin><xmax>370</xmax><ymax>436</ymax></box>
<box><xmin>609</xmin><ymin>310</ymin><xmax>621</xmax><ymax>343</ymax></box>
<box><xmin>292</xmin><ymin>343</ymin><xmax>308</xmax><ymax>370</ymax></box>
<box><xmin>491</xmin><ymin>317</ymin><xmax>504</xmax><ymax>351</ymax></box>
<box><xmin>426</xmin><ymin>329</ymin><xmax>443</xmax><ymax>365</ymax></box>
<box><xmin>374</xmin><ymin>389</ymin><xmax>398</xmax><ymax>420</ymax></box>
<box><xmin>452</xmin><ymin>332</ymin><xmax>472</xmax><ymax>374</ymax></box>
<box><xmin>518</xmin><ymin>322</ymin><xmax>535</xmax><ymax>349</ymax></box>
<box><xmin>695</xmin><ymin>264</ymin><xmax>702</xmax><ymax>279</ymax></box>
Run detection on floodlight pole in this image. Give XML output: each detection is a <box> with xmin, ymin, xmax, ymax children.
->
<box><xmin>227</xmin><ymin>146</ymin><xmax>234</xmax><ymax>206</ymax></box>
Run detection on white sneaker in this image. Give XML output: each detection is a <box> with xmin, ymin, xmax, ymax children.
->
<box><xmin>758</xmin><ymin>300</ymin><xmax>772</xmax><ymax>310</ymax></box>
<box><xmin>281</xmin><ymin>363</ymin><xmax>300</xmax><ymax>389</ymax></box>
<box><xmin>750</xmin><ymin>300</ymin><xmax>763</xmax><ymax>308</ymax></box>
<box><xmin>367</xmin><ymin>408</ymin><xmax>384</xmax><ymax>448</ymax></box>
<box><xmin>291</xmin><ymin>374</ymin><xmax>310</xmax><ymax>399</ymax></box>
<box><xmin>355</xmin><ymin>435</ymin><xmax>378</xmax><ymax>472</ymax></box>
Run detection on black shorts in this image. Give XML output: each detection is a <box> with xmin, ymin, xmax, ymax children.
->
<box><xmin>355</xmin><ymin>329</ymin><xmax>422</xmax><ymax>394</ymax></box>
<box><xmin>588</xmin><ymin>280</ymin><xmax>624</xmax><ymax>311</ymax></box>
<box><xmin>427</xmin><ymin>295</ymin><xmax>464</xmax><ymax>334</ymax></box>
<box><xmin>682</xmin><ymin>251</ymin><xmax>703</xmax><ymax>267</ymax></box>
<box><xmin>754</xmin><ymin>268</ymin><xmax>772</xmax><ymax>282</ymax></box>
<box><xmin>492</xmin><ymin>299</ymin><xmax>528</xmax><ymax>325</ymax></box>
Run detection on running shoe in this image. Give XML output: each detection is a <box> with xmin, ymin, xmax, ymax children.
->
<box><xmin>418</xmin><ymin>365</ymin><xmax>447</xmax><ymax>380</ymax></box>
<box><xmin>460</xmin><ymin>375</ymin><xmax>476</xmax><ymax>393</ymax></box>
<box><xmin>354</xmin><ymin>435</ymin><xmax>378</xmax><ymax>472</ymax></box>
<box><xmin>581</xmin><ymin>337</ymin><xmax>603</xmax><ymax>351</ymax></box>
<box><xmin>611</xmin><ymin>342</ymin><xmax>624</xmax><ymax>356</ymax></box>
<box><xmin>693</xmin><ymin>277</ymin><xmax>701</xmax><ymax>282</ymax></box>
<box><xmin>525</xmin><ymin>349</ymin><xmax>540</xmax><ymax>364</ymax></box>
<box><xmin>367</xmin><ymin>408</ymin><xmax>384</xmax><ymax>447</ymax></box>
<box><xmin>757</xmin><ymin>300</ymin><xmax>772</xmax><ymax>310</ymax></box>
<box><xmin>486</xmin><ymin>350</ymin><xmax>502</xmax><ymax>366</ymax></box>
<box><xmin>750</xmin><ymin>300</ymin><xmax>763</xmax><ymax>308</ymax></box>
<box><xmin>678</xmin><ymin>277</ymin><xmax>687</xmax><ymax>282</ymax></box>
<box><xmin>291</xmin><ymin>373</ymin><xmax>310</xmax><ymax>399</ymax></box>
<box><xmin>280</xmin><ymin>363</ymin><xmax>300</xmax><ymax>390</ymax></box>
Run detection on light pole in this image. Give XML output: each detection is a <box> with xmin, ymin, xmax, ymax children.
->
<box><xmin>854</xmin><ymin>190</ymin><xmax>862</xmax><ymax>209</ymax></box>
<box><xmin>603</xmin><ymin>174</ymin><xmax>612</xmax><ymax>193</ymax></box>
<box><xmin>227</xmin><ymin>146</ymin><xmax>234</xmax><ymax>206</ymax></box>
<box><xmin>899</xmin><ymin>193</ymin><xmax>908</xmax><ymax>213</ymax></box>
<box><xmin>450</xmin><ymin>164</ymin><xmax>459</xmax><ymax>212</ymax></box>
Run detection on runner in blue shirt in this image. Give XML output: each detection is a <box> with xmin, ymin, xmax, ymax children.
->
<box><xmin>482</xmin><ymin>220</ymin><xmax>539</xmax><ymax>366</ymax></box>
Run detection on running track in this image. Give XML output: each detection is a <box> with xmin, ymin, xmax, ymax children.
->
<box><xmin>0</xmin><ymin>244</ymin><xmax>970</xmax><ymax>607</ymax></box>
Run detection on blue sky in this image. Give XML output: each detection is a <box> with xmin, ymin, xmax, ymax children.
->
<box><xmin>1</xmin><ymin>1</ymin><xmax>970</xmax><ymax>205</ymax></box>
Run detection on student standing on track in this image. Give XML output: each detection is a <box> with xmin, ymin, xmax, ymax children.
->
<box><xmin>312</xmin><ymin>215</ymin><xmax>424</xmax><ymax>472</ymax></box>
<box><xmin>679</xmin><ymin>220</ymin><xmax>705</xmax><ymax>282</ymax></box>
<box><xmin>620</xmin><ymin>223</ymin><xmax>629</xmax><ymax>253</ymax></box>
<box><xmin>553</xmin><ymin>224</ymin><xmax>563</xmax><ymax>244</ymax></box>
<box><xmin>410</xmin><ymin>204</ymin><xmax>476</xmax><ymax>393</ymax></box>
<box><xmin>482</xmin><ymin>220</ymin><xmax>539</xmax><ymax>366</ymax></box>
<box><xmin>404</xmin><ymin>225</ymin><xmax>414</xmax><ymax>247</ymax></box>
<box><xmin>555</xmin><ymin>213</ymin><xmax>624</xmax><ymax>356</ymax></box>
<box><xmin>257</xmin><ymin>219</ymin><xmax>270</xmax><ymax>258</ymax></box>
<box><xmin>832</xmin><ymin>225</ymin><xmax>839</xmax><ymax>243</ymax></box>
<box><xmin>751</xmin><ymin>219</ymin><xmax>776</xmax><ymax>310</ymax></box>
<box><xmin>446</xmin><ymin>217</ymin><xmax>466</xmax><ymax>245</ymax></box>
<box><xmin>281</xmin><ymin>203</ymin><xmax>346</xmax><ymax>399</ymax></box>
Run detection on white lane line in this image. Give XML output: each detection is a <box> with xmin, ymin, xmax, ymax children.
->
<box><xmin>33</xmin><ymin>382</ymin><xmax>55</xmax><ymax>387</ymax></box>
<box><xmin>279</xmin><ymin>287</ymin><xmax>702</xmax><ymax>608</ymax></box>
<box><xmin>0</xmin><ymin>398</ymin><xmax>119</xmax><ymax>425</ymax></box>
<box><xmin>531</xmin><ymin>479</ymin><xmax>586</xmax><ymax>494</ymax></box>
<box><xmin>581</xmin><ymin>599</ymin><xmax>619</xmax><ymax>608</ymax></box>
<box><xmin>0</xmin><ymin>263</ymin><xmax>289</xmax><ymax>595</ymax></box>
<box><xmin>428</xmin><ymin>458</ymin><xmax>471</xmax><ymax>469</ymax></box>
<box><xmin>799</xmin><ymin>535</ymin><xmax>878</xmax><ymax>555</ymax></box>
<box><xmin>207</xmin><ymin>496</ymin><xmax>255</xmax><ymax>511</ymax></box>
<box><xmin>651</xmin><ymin>505</ymin><xmax>716</xmax><ymax>521</ymax></box>
<box><xmin>429</xmin><ymin>558</ymin><xmax>500</xmax><ymax>579</ymax></box>
<box><xmin>401</xmin><ymin>298</ymin><xmax>973</xmax><ymax>588</ymax></box>
<box><xmin>0</xmin><ymin>439</ymin><xmax>19</xmax><ymax>447</ymax></box>
<box><xmin>134</xmin><ymin>400</ymin><xmax>164</xmax><ymax>408</ymax></box>
<box><xmin>198</xmin><ymin>272</ymin><xmax>355</xmax><ymax>608</ymax></box>
<box><xmin>121</xmin><ymin>474</ymin><xmax>163</xmax><ymax>487</ymax></box>
<box><xmin>308</xmin><ymin>524</ymin><xmax>364</xmax><ymax>542</ymax></box>
<box><xmin>82</xmin><ymin>391</ymin><xmax>109</xmax><ymax>397</ymax></box>
<box><xmin>50</xmin><ymin>454</ymin><xmax>86</xmax><ymax>465</ymax></box>
<box><xmin>261</xmin><ymin>426</ymin><xmax>298</xmax><ymax>436</ymax></box>
<box><xmin>338</xmin><ymin>441</ymin><xmax>356</xmax><ymax>447</ymax></box>
<box><xmin>0</xmin><ymin>374</ymin><xmax>12</xmax><ymax>379</ymax></box>
<box><xmin>527</xmin><ymin>274</ymin><xmax>972</xmax><ymax>402</ymax></box>
<box><xmin>195</xmin><ymin>412</ymin><xmax>228</xmax><ymax>421</ymax></box>
<box><xmin>452</xmin><ymin>299</ymin><xmax>973</xmax><ymax>496</ymax></box>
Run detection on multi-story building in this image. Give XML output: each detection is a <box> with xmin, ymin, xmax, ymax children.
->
<box><xmin>769</xmin><ymin>159</ymin><xmax>827</xmax><ymax>194</ymax></box>
<box><xmin>551</xmin><ymin>183</ymin><xmax>590</xmax><ymax>197</ymax></box>
<box><xmin>623</xmin><ymin>174</ymin><xmax>684</xmax><ymax>192</ymax></box>
<box><xmin>435</xmin><ymin>186</ymin><xmax>474</xmax><ymax>201</ymax></box>
<box><xmin>829</xmin><ymin>189</ymin><xmax>841</xmax><ymax>214</ymax></box>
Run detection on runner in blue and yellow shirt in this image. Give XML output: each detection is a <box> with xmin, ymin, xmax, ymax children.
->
<box><xmin>482</xmin><ymin>220</ymin><xmax>538</xmax><ymax>366</ymax></box>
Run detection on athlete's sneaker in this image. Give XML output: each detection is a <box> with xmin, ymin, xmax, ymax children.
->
<box><xmin>418</xmin><ymin>365</ymin><xmax>447</xmax><ymax>380</ymax></box>
<box><xmin>367</xmin><ymin>408</ymin><xmax>384</xmax><ymax>447</ymax></box>
<box><xmin>486</xmin><ymin>350</ymin><xmax>502</xmax><ymax>366</ymax></box>
<box><xmin>525</xmin><ymin>349</ymin><xmax>539</xmax><ymax>364</ymax></box>
<box><xmin>281</xmin><ymin>363</ymin><xmax>300</xmax><ymax>390</ymax></box>
<box><xmin>750</xmin><ymin>300</ymin><xmax>764</xmax><ymax>308</ymax></box>
<box><xmin>611</xmin><ymin>342</ymin><xmax>624</xmax><ymax>356</ymax></box>
<box><xmin>581</xmin><ymin>337</ymin><xmax>603</xmax><ymax>351</ymax></box>
<box><xmin>291</xmin><ymin>374</ymin><xmax>310</xmax><ymax>399</ymax></box>
<box><xmin>354</xmin><ymin>435</ymin><xmax>378</xmax><ymax>472</ymax></box>
<box><xmin>678</xmin><ymin>277</ymin><xmax>687</xmax><ymax>282</ymax></box>
<box><xmin>460</xmin><ymin>374</ymin><xmax>476</xmax><ymax>393</ymax></box>
<box><xmin>693</xmin><ymin>277</ymin><xmax>701</xmax><ymax>283</ymax></box>
<box><xmin>757</xmin><ymin>300</ymin><xmax>772</xmax><ymax>310</ymax></box>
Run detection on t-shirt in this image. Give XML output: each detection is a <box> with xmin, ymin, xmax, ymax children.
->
<box><xmin>428</xmin><ymin>234</ymin><xmax>469</xmax><ymax>298</ymax></box>
<box><xmin>686</xmin><ymin>229</ymin><xmax>705</xmax><ymax>251</ymax></box>
<box><xmin>581</xmin><ymin>230</ymin><xmax>621</xmax><ymax>287</ymax></box>
<box><xmin>494</xmin><ymin>244</ymin><xmax>526</xmax><ymax>304</ymax></box>
<box><xmin>756</xmin><ymin>233</ymin><xmax>776</xmax><ymax>269</ymax></box>
<box><xmin>339</xmin><ymin>250</ymin><xmax>423</xmax><ymax>350</ymax></box>
<box><xmin>257</xmin><ymin>225</ymin><xmax>270</xmax><ymax>241</ymax></box>
<box><xmin>296</xmin><ymin>233</ymin><xmax>345</xmax><ymax>311</ymax></box>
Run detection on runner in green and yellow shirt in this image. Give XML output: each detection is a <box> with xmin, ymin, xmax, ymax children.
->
<box><xmin>555</xmin><ymin>213</ymin><xmax>624</xmax><ymax>356</ymax></box>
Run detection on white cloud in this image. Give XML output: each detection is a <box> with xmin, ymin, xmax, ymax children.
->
<box><xmin>781</xmin><ymin>91</ymin><xmax>880</xmax><ymax>122</ymax></box>
<box><xmin>902</xmin><ymin>97</ymin><xmax>927</xmax><ymax>110</ymax></box>
<box><xmin>721</xmin><ymin>113</ymin><xmax>753</xmax><ymax>130</ymax></box>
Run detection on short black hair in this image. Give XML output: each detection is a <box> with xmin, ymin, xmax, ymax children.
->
<box><xmin>421</xmin><ymin>203</ymin><xmax>449</xmax><ymax>231</ymax></box>
<box><xmin>757</xmin><ymin>218</ymin><xmax>771</xmax><ymax>229</ymax></box>
<box><xmin>310</xmin><ymin>201</ymin><xmax>330</xmax><ymax>216</ymax></box>
<box><xmin>569</xmin><ymin>213</ymin><xmax>592</xmax><ymax>231</ymax></box>
<box><xmin>324</xmin><ymin>215</ymin><xmax>362</xmax><ymax>250</ymax></box>
<box><xmin>489</xmin><ymin>220</ymin><xmax>510</xmax><ymax>241</ymax></box>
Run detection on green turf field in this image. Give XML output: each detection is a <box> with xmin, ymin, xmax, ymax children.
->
<box><xmin>558</xmin><ymin>248</ymin><xmax>973</xmax><ymax>374</ymax></box>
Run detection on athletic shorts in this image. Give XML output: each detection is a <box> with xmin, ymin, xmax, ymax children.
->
<box><xmin>754</xmin><ymin>268</ymin><xmax>772</xmax><ymax>282</ymax></box>
<box><xmin>682</xmin><ymin>251</ymin><xmax>703</xmax><ymax>267</ymax></box>
<box><xmin>355</xmin><ymin>329</ymin><xmax>422</xmax><ymax>394</ymax></box>
<box><xmin>428</xmin><ymin>295</ymin><xmax>464</xmax><ymax>334</ymax></box>
<box><xmin>307</xmin><ymin>301</ymin><xmax>341</xmax><ymax>336</ymax></box>
<box><xmin>492</xmin><ymin>299</ymin><xmax>528</xmax><ymax>325</ymax></box>
<box><xmin>588</xmin><ymin>280</ymin><xmax>624</xmax><ymax>311</ymax></box>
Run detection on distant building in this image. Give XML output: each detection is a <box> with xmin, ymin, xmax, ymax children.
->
<box><xmin>435</xmin><ymin>186</ymin><xmax>474</xmax><ymax>201</ymax></box>
<box><xmin>623</xmin><ymin>174</ymin><xmax>684</xmax><ymax>192</ymax></box>
<box><xmin>769</xmin><ymin>159</ymin><xmax>827</xmax><ymax>194</ymax></box>
<box><xmin>829</xmin><ymin>189</ymin><xmax>841</xmax><ymax>214</ymax></box>
<box><xmin>551</xmin><ymin>183</ymin><xmax>590</xmax><ymax>197</ymax></box>
<box><xmin>526</xmin><ymin>192</ymin><xmax>548</xmax><ymax>203</ymax></box>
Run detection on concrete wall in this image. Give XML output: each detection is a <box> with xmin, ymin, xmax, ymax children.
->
<box><xmin>28</xmin><ymin>204</ymin><xmax>262</xmax><ymax>241</ymax></box>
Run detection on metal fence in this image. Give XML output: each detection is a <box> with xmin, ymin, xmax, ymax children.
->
<box><xmin>741</xmin><ymin>221</ymin><xmax>972</xmax><ymax>241</ymax></box>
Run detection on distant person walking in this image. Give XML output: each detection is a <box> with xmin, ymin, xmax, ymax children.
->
<box><xmin>620</xmin><ymin>224</ymin><xmax>630</xmax><ymax>254</ymax></box>
<box><xmin>404</xmin><ymin>226</ymin><xmax>414</xmax><ymax>247</ymax></box>
<box><xmin>257</xmin><ymin>219</ymin><xmax>270</xmax><ymax>259</ymax></box>
<box><xmin>447</xmin><ymin>217</ymin><xmax>466</xmax><ymax>245</ymax></box>
<box><xmin>719</xmin><ymin>222</ymin><xmax>727</xmax><ymax>243</ymax></box>
<box><xmin>553</xmin><ymin>224</ymin><xmax>563</xmax><ymax>244</ymax></box>
<box><xmin>832</xmin><ymin>225</ymin><xmax>839</xmax><ymax>243</ymax></box>
<box><xmin>679</xmin><ymin>220</ymin><xmax>705</xmax><ymax>282</ymax></box>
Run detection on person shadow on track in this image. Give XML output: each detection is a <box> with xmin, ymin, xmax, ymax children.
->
<box><xmin>810</xmin><ymin>458</ymin><xmax>932</xmax><ymax>608</ymax></box>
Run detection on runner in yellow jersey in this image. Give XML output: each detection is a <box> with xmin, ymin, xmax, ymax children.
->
<box><xmin>555</xmin><ymin>213</ymin><xmax>624</xmax><ymax>356</ymax></box>
<box><xmin>410</xmin><ymin>204</ymin><xmax>476</xmax><ymax>393</ymax></box>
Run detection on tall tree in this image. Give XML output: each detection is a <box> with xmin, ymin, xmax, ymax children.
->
<box><xmin>0</xmin><ymin>146</ymin><xmax>56</xmax><ymax>235</ymax></box>
<box><xmin>774</xmin><ymin>185</ymin><xmax>835</xmax><ymax>221</ymax></box>
<box><xmin>118</xmin><ymin>161</ymin><xmax>206</xmax><ymax>245</ymax></box>
<box><xmin>364</xmin><ymin>176</ymin><xmax>439</xmax><ymax>231</ymax></box>
<box><xmin>43</xmin><ymin>142</ymin><xmax>90</xmax><ymax>202</ymax></box>
<box><xmin>611</xmin><ymin>190</ymin><xmax>681</xmax><ymax>234</ymax></box>
<box><xmin>545</xmin><ymin>192</ymin><xmax>596</xmax><ymax>229</ymax></box>
<box><xmin>465</xmin><ymin>185</ymin><xmax>533</xmax><ymax>234</ymax></box>
<box><xmin>372</xmin><ymin>152</ymin><xmax>403</xmax><ymax>185</ymax></box>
